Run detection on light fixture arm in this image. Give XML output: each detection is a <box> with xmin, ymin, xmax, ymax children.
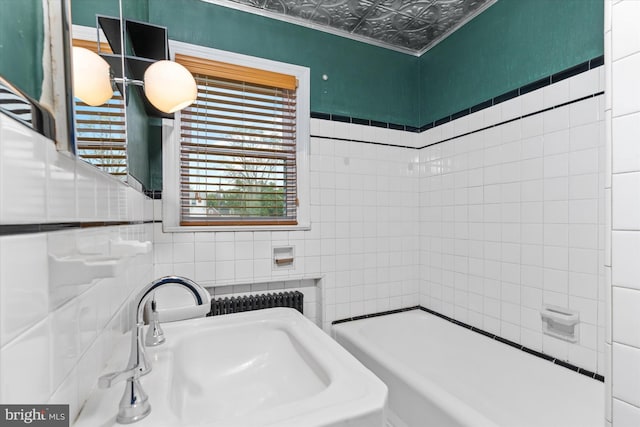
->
<box><xmin>112</xmin><ymin>77</ymin><xmax>144</xmax><ymax>87</ymax></box>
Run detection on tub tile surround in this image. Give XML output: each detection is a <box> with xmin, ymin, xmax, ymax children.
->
<box><xmin>608</xmin><ymin>0</ymin><xmax>640</xmax><ymax>424</ymax></box>
<box><xmin>0</xmin><ymin>113</ymin><xmax>154</xmax><ymax>422</ymax></box>
<box><xmin>417</xmin><ymin>66</ymin><xmax>606</xmax><ymax>375</ymax></box>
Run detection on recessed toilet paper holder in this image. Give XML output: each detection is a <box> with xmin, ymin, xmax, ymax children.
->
<box><xmin>540</xmin><ymin>305</ymin><xmax>580</xmax><ymax>343</ymax></box>
<box><xmin>273</xmin><ymin>246</ymin><xmax>294</xmax><ymax>269</ymax></box>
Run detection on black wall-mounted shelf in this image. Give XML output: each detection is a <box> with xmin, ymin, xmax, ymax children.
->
<box><xmin>126</xmin><ymin>19</ymin><xmax>168</xmax><ymax>61</ymax></box>
<box><xmin>96</xmin><ymin>15</ymin><xmax>172</xmax><ymax>118</ymax></box>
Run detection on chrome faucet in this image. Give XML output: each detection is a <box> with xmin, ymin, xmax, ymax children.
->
<box><xmin>98</xmin><ymin>276</ymin><xmax>211</xmax><ymax>424</ymax></box>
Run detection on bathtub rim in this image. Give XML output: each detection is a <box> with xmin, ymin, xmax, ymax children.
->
<box><xmin>333</xmin><ymin>309</ymin><xmax>500</xmax><ymax>427</ymax></box>
<box><xmin>332</xmin><ymin>306</ymin><xmax>604</xmax><ymax>383</ymax></box>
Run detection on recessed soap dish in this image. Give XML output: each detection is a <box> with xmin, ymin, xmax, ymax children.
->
<box><xmin>540</xmin><ymin>305</ymin><xmax>580</xmax><ymax>343</ymax></box>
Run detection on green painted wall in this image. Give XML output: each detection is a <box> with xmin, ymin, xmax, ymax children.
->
<box><xmin>71</xmin><ymin>0</ymin><xmax>120</xmax><ymax>27</ymax></box>
<box><xmin>122</xmin><ymin>0</ymin><xmax>148</xmax><ymax>22</ymax></box>
<box><xmin>147</xmin><ymin>0</ymin><xmax>420</xmax><ymax>127</ymax></box>
<box><xmin>72</xmin><ymin>0</ymin><xmax>604</xmax><ymax>130</ymax></box>
<box><xmin>71</xmin><ymin>0</ymin><xmax>604</xmax><ymax>190</ymax></box>
<box><xmin>418</xmin><ymin>0</ymin><xmax>604</xmax><ymax>125</ymax></box>
<box><xmin>0</xmin><ymin>0</ymin><xmax>44</xmax><ymax>100</ymax></box>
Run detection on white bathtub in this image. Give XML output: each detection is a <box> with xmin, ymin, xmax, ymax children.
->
<box><xmin>332</xmin><ymin>309</ymin><xmax>603</xmax><ymax>427</ymax></box>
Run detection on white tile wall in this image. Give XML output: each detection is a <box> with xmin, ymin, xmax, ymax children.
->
<box><xmin>156</xmin><ymin>123</ymin><xmax>420</xmax><ymax>330</ymax></box>
<box><xmin>0</xmin><ymin>114</ymin><xmax>154</xmax><ymax>423</ymax></box>
<box><xmin>418</xmin><ymin>74</ymin><xmax>606</xmax><ymax>373</ymax></box>
<box><xmin>609</xmin><ymin>0</ymin><xmax>640</xmax><ymax>424</ymax></box>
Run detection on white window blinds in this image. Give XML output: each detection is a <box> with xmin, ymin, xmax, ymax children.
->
<box><xmin>176</xmin><ymin>54</ymin><xmax>298</xmax><ymax>226</ymax></box>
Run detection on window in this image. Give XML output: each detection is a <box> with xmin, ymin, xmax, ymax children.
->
<box><xmin>72</xmin><ymin>39</ymin><xmax>127</xmax><ymax>179</ymax></box>
<box><xmin>164</xmin><ymin>43</ymin><xmax>309</xmax><ymax>231</ymax></box>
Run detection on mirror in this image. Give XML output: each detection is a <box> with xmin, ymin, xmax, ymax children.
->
<box><xmin>70</xmin><ymin>0</ymin><xmax>167</xmax><ymax>192</ymax></box>
<box><xmin>70</xmin><ymin>0</ymin><xmax>129</xmax><ymax>181</ymax></box>
<box><xmin>0</xmin><ymin>0</ymin><xmax>72</xmax><ymax>149</ymax></box>
<box><xmin>0</xmin><ymin>1</ymin><xmax>46</xmax><ymax>102</ymax></box>
<box><xmin>0</xmin><ymin>0</ymin><xmax>187</xmax><ymax>193</ymax></box>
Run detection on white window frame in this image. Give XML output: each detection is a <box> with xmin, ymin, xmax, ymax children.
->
<box><xmin>162</xmin><ymin>40</ymin><xmax>310</xmax><ymax>232</ymax></box>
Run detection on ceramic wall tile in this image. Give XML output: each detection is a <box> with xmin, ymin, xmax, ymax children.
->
<box><xmin>419</xmin><ymin>79</ymin><xmax>604</xmax><ymax>372</ymax></box>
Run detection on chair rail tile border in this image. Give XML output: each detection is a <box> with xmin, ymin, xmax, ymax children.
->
<box><xmin>0</xmin><ymin>220</ymin><xmax>156</xmax><ymax>236</ymax></box>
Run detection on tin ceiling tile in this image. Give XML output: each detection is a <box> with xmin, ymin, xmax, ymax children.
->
<box><xmin>225</xmin><ymin>0</ymin><xmax>495</xmax><ymax>54</ymax></box>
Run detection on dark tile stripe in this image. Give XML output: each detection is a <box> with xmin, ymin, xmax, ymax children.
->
<box><xmin>0</xmin><ymin>220</ymin><xmax>156</xmax><ymax>236</ymax></box>
<box><xmin>520</xmin><ymin>76</ymin><xmax>551</xmax><ymax>95</ymax></box>
<box><xmin>331</xmin><ymin>306</ymin><xmax>420</xmax><ymax>325</ymax></box>
<box><xmin>450</xmin><ymin>109</ymin><xmax>469</xmax><ymax>121</ymax></box>
<box><xmin>590</xmin><ymin>55</ymin><xmax>604</xmax><ymax>68</ymax></box>
<box><xmin>470</xmin><ymin>99</ymin><xmax>493</xmax><ymax>113</ymax></box>
<box><xmin>420</xmin><ymin>122</ymin><xmax>434</xmax><ymax>132</ymax></box>
<box><xmin>552</xmin><ymin>60</ymin><xmax>590</xmax><ymax>83</ymax></box>
<box><xmin>331</xmin><ymin>114</ymin><xmax>351</xmax><ymax>123</ymax></box>
<box><xmin>309</xmin><ymin>135</ymin><xmax>415</xmax><ymax>149</ymax></box>
<box><xmin>352</xmin><ymin>117</ymin><xmax>370</xmax><ymax>126</ymax></box>
<box><xmin>333</xmin><ymin>305</ymin><xmax>604</xmax><ymax>383</ymax></box>
<box><xmin>434</xmin><ymin>116</ymin><xmax>450</xmax><ymax>127</ymax></box>
<box><xmin>144</xmin><ymin>189</ymin><xmax>162</xmax><ymax>199</ymax></box>
<box><xmin>310</xmin><ymin>112</ymin><xmax>330</xmax><ymax>120</ymax></box>
<box><xmin>494</xmin><ymin>89</ymin><xmax>519</xmax><ymax>104</ymax></box>
<box><xmin>370</xmin><ymin>120</ymin><xmax>389</xmax><ymax>128</ymax></box>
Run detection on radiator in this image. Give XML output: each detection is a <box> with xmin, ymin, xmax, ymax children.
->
<box><xmin>208</xmin><ymin>291</ymin><xmax>304</xmax><ymax>316</ymax></box>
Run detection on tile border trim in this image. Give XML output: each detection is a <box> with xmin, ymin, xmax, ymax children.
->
<box><xmin>0</xmin><ymin>220</ymin><xmax>156</xmax><ymax>236</ymax></box>
<box><xmin>311</xmin><ymin>90</ymin><xmax>604</xmax><ymax>150</ymax></box>
<box><xmin>311</xmin><ymin>55</ymin><xmax>604</xmax><ymax>134</ymax></box>
<box><xmin>310</xmin><ymin>134</ymin><xmax>415</xmax><ymax>149</ymax></box>
<box><xmin>418</xmin><ymin>90</ymin><xmax>604</xmax><ymax>150</ymax></box>
<box><xmin>331</xmin><ymin>305</ymin><xmax>605</xmax><ymax>383</ymax></box>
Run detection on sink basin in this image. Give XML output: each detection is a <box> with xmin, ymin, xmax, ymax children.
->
<box><xmin>169</xmin><ymin>321</ymin><xmax>329</xmax><ymax>423</ymax></box>
<box><xmin>74</xmin><ymin>308</ymin><xmax>387</xmax><ymax>427</ymax></box>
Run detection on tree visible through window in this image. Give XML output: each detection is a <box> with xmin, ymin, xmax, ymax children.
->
<box><xmin>176</xmin><ymin>54</ymin><xmax>298</xmax><ymax>226</ymax></box>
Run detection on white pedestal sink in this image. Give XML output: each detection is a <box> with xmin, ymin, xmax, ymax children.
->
<box><xmin>74</xmin><ymin>308</ymin><xmax>387</xmax><ymax>427</ymax></box>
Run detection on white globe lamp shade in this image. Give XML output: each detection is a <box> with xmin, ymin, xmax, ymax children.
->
<box><xmin>143</xmin><ymin>61</ymin><xmax>197</xmax><ymax>113</ymax></box>
<box><xmin>72</xmin><ymin>46</ymin><xmax>113</xmax><ymax>106</ymax></box>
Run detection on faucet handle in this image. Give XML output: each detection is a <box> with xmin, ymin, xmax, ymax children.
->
<box><xmin>98</xmin><ymin>367</ymin><xmax>141</xmax><ymax>389</ymax></box>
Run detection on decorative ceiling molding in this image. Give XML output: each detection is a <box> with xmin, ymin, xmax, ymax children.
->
<box><xmin>202</xmin><ymin>0</ymin><xmax>496</xmax><ymax>56</ymax></box>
